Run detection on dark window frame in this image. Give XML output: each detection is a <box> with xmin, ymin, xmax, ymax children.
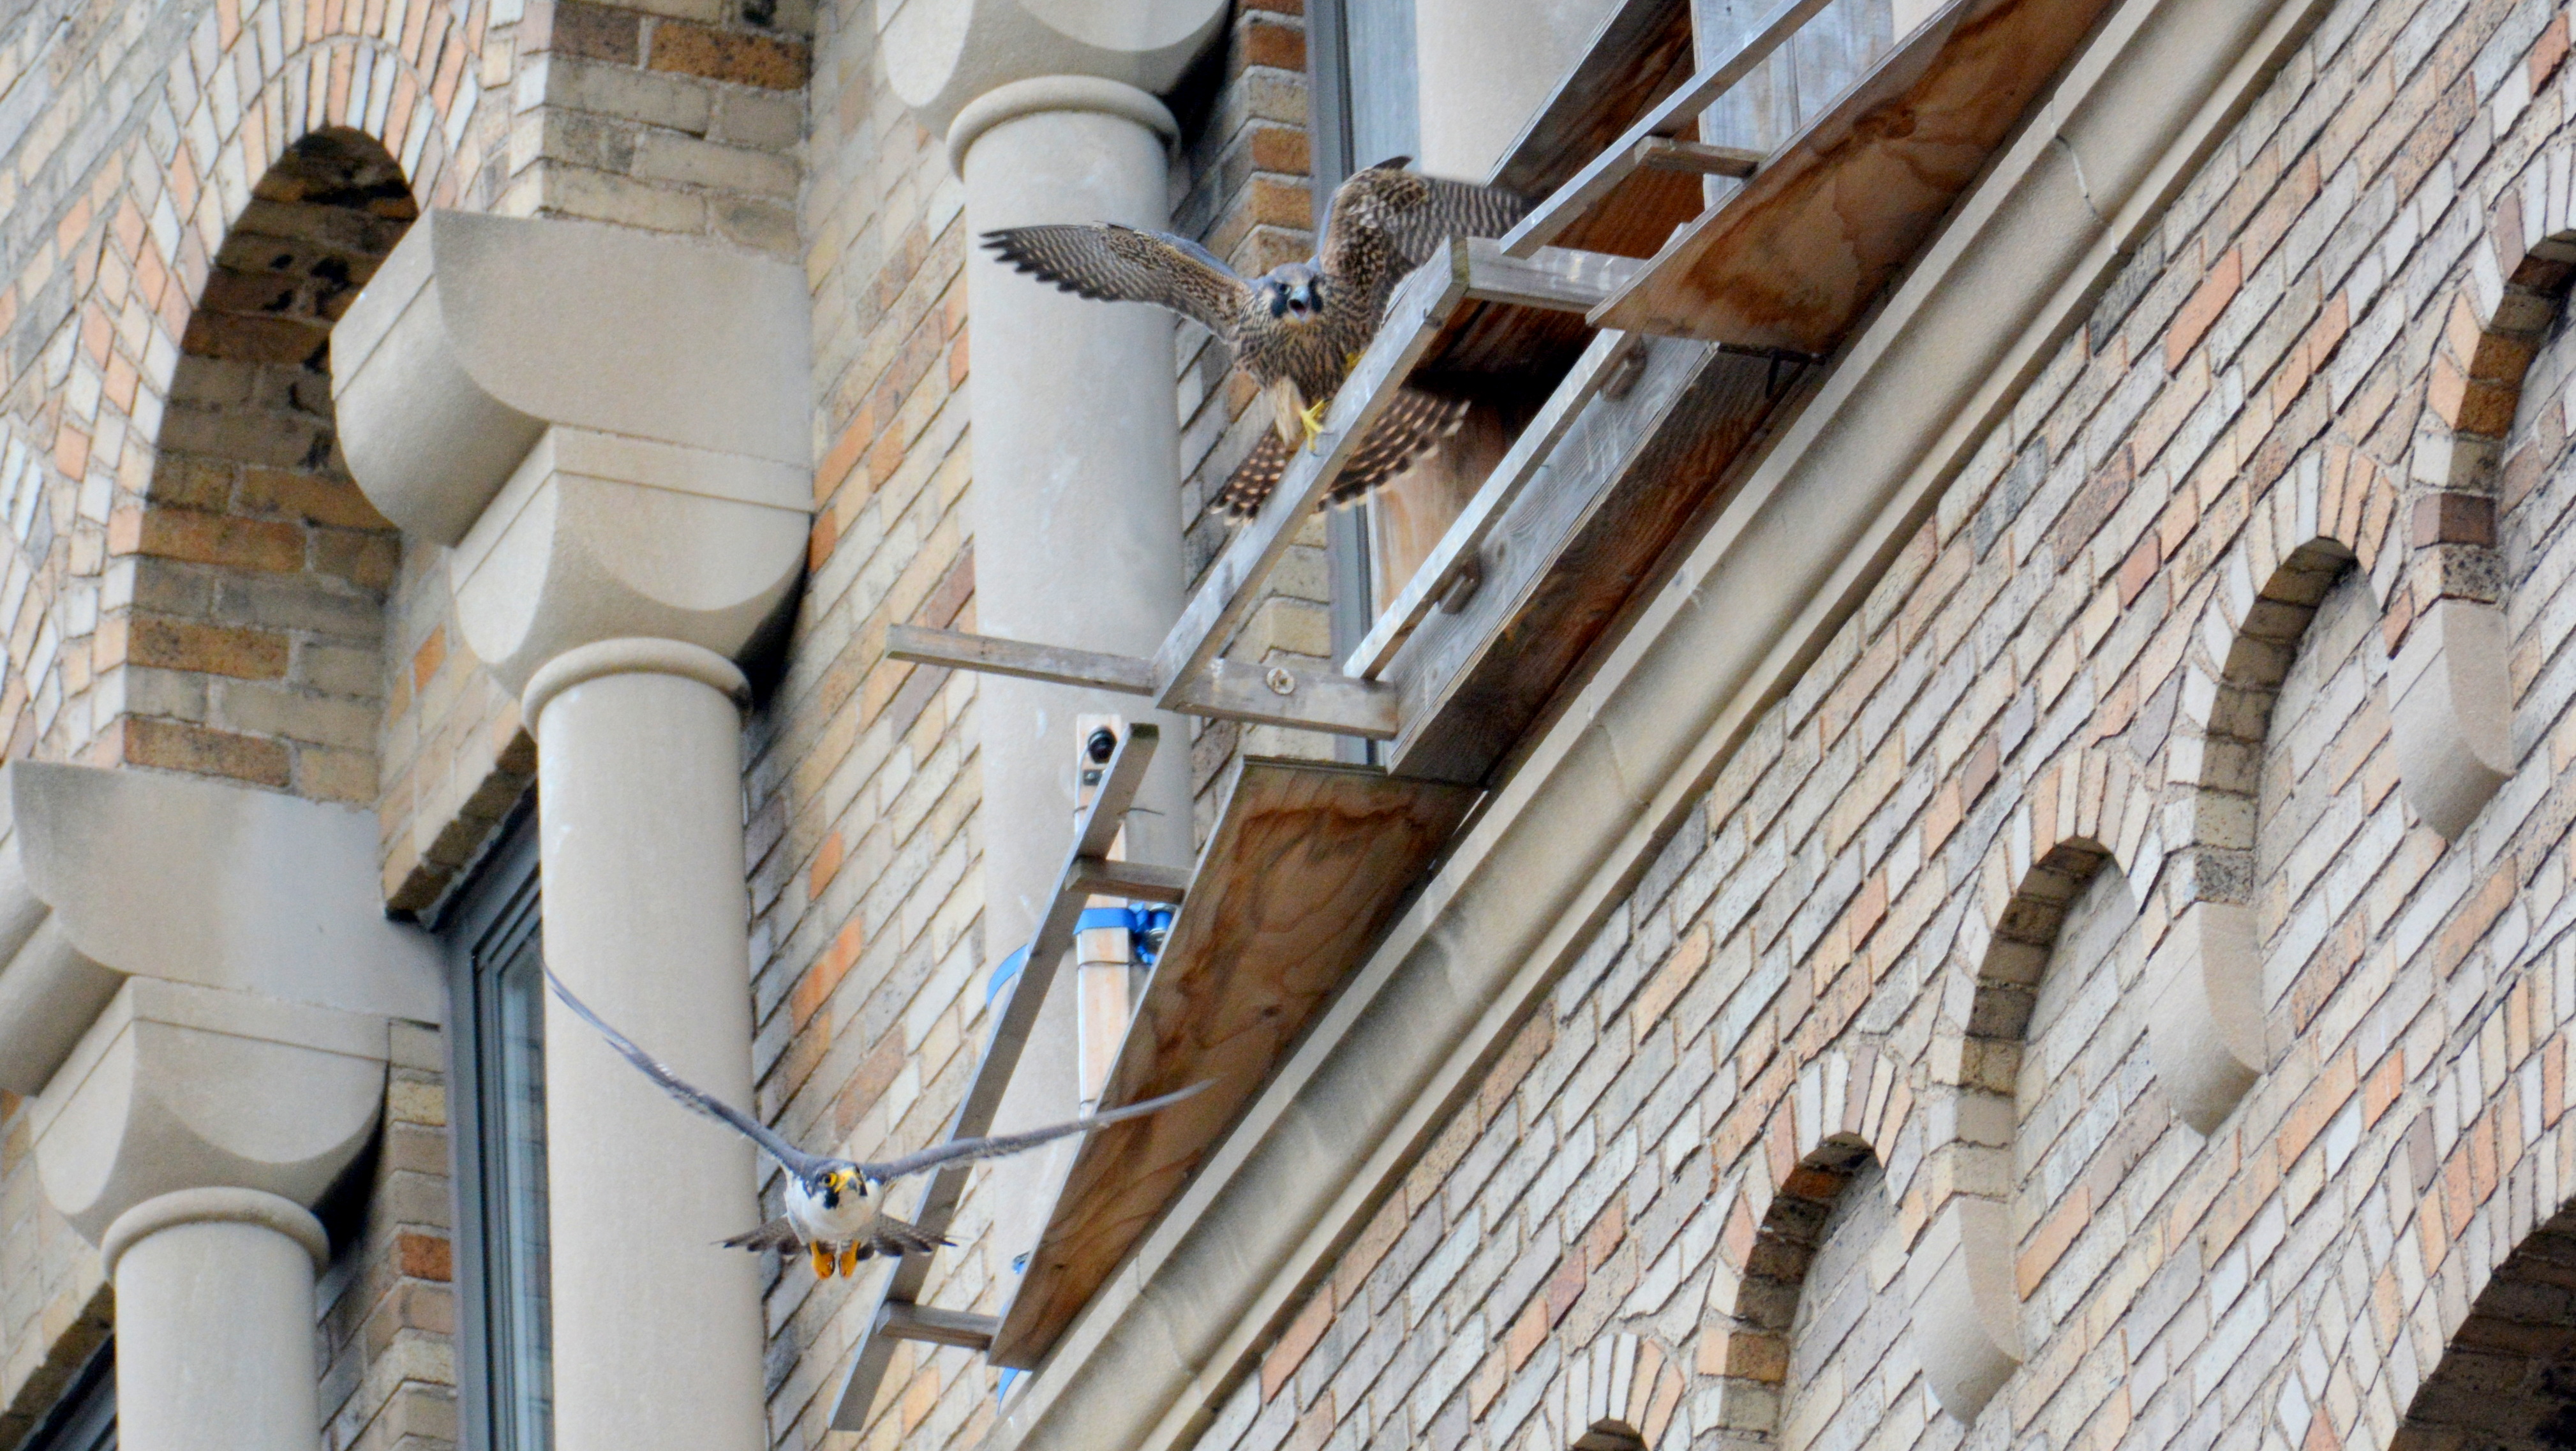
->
<box><xmin>20</xmin><ymin>1341</ymin><xmax>114</xmax><ymax>1451</ymax></box>
<box><xmin>444</xmin><ymin>812</ymin><xmax>552</xmax><ymax>1451</ymax></box>
<box><xmin>1309</xmin><ymin>0</ymin><xmax>1420</xmax><ymax>764</ymax></box>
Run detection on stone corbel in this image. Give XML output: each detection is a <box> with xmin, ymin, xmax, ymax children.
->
<box><xmin>2389</xmin><ymin>597</ymin><xmax>2514</xmax><ymax>840</ymax></box>
<box><xmin>2143</xmin><ymin>899</ymin><xmax>2263</xmax><ymax>1134</ymax></box>
<box><xmin>884</xmin><ymin>0</ymin><xmax>1228</xmax><ymax>151</ymax></box>
<box><xmin>32</xmin><ymin>977</ymin><xmax>389</xmax><ymax>1243</ymax></box>
<box><xmin>1904</xmin><ymin>1195</ymin><xmax>2020</xmax><ymax>1422</ymax></box>
<box><xmin>0</xmin><ymin>762</ymin><xmax>442</xmax><ymax>1096</ymax></box>
<box><xmin>331</xmin><ymin>212</ymin><xmax>814</xmax><ymax>690</ymax></box>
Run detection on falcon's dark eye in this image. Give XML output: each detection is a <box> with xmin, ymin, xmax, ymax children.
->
<box><xmin>1268</xmin><ymin>288</ymin><xmax>1289</xmax><ymax>318</ymax></box>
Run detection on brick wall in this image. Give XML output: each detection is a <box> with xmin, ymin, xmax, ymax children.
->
<box><xmin>1173</xmin><ymin>0</ymin><xmax>2576</xmax><ymax>1448</ymax></box>
<box><xmin>317</xmin><ymin>1022</ymin><xmax>458</xmax><ymax>1451</ymax></box>
<box><xmin>504</xmin><ymin>0</ymin><xmax>810</xmax><ymax>252</ymax></box>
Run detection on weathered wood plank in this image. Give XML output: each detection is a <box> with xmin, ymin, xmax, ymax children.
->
<box><xmin>891</xmin><ymin>624</ymin><xmax>1402</xmax><ymax>739</ymax></box>
<box><xmin>1070</xmin><ymin>859</ymin><xmax>1192</xmax><ymax>904</ymax></box>
<box><xmin>875</xmin><ymin>1304</ymin><xmax>999</xmax><ymax>1351</ymax></box>
<box><xmin>1345</xmin><ymin>329</ymin><xmax>1644</xmax><ymax>679</ymax></box>
<box><xmin>1462</xmin><ymin>239</ymin><xmax>1645</xmax><ymax>313</ymax></box>
<box><xmin>1384</xmin><ymin>341</ymin><xmax>1801</xmax><ymax>785</ymax></box>
<box><xmin>1499</xmin><ymin>0</ymin><xmax>1836</xmax><ymax>257</ymax></box>
<box><xmin>985</xmin><ymin>759</ymin><xmax>1482</xmax><ymax>1369</ymax></box>
<box><xmin>889</xmin><ymin>623</ymin><xmax>1154</xmax><ymax>693</ymax></box>
<box><xmin>1150</xmin><ymin>248</ymin><xmax>1473</xmax><ymax>705</ymax></box>
<box><xmin>829</xmin><ymin>727</ymin><xmax>1166</xmax><ymax>1431</ymax></box>
<box><xmin>1593</xmin><ymin>0</ymin><xmax>2117</xmax><ymax>348</ymax></box>
<box><xmin>1491</xmin><ymin>0</ymin><xmax>1691</xmax><ymax>197</ymax></box>
<box><xmin>1635</xmin><ymin>138</ymin><xmax>1764</xmax><ymax>177</ymax></box>
<box><xmin>1191</xmin><ymin>660</ymin><xmax>1403</xmax><ymax>740</ymax></box>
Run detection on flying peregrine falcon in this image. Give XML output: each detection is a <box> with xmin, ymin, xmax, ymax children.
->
<box><xmin>546</xmin><ymin>967</ymin><xmax>1204</xmax><ymax>1278</ymax></box>
<box><xmin>980</xmin><ymin>160</ymin><xmax>1528</xmax><ymax>519</ymax></box>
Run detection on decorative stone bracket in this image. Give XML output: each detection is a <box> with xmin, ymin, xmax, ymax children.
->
<box><xmin>0</xmin><ymin>762</ymin><xmax>441</xmax><ymax>1096</ymax></box>
<box><xmin>883</xmin><ymin>0</ymin><xmax>1226</xmax><ymax>151</ymax></box>
<box><xmin>0</xmin><ymin>762</ymin><xmax>440</xmax><ymax>1247</ymax></box>
<box><xmin>33</xmin><ymin>978</ymin><xmax>389</xmax><ymax>1244</ymax></box>
<box><xmin>332</xmin><ymin>211</ymin><xmax>813</xmax><ymax>692</ymax></box>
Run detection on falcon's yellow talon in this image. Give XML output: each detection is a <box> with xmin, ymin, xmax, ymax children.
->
<box><xmin>810</xmin><ymin>1243</ymin><xmax>836</xmax><ymax>1278</ymax></box>
<box><xmin>1299</xmin><ymin>396</ymin><xmax>1332</xmax><ymax>449</ymax></box>
<box><xmin>839</xmin><ymin>1243</ymin><xmax>862</xmax><ymax>1277</ymax></box>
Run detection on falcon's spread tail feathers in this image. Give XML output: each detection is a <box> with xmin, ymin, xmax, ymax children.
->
<box><xmin>722</xmin><ymin>1214</ymin><xmax>949</xmax><ymax>1260</ymax></box>
<box><xmin>1210</xmin><ymin>388</ymin><xmax>1471</xmax><ymax>521</ymax></box>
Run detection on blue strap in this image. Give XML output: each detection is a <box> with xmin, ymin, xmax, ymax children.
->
<box><xmin>985</xmin><ymin>944</ymin><xmax>1030</xmax><ymax>1005</ymax></box>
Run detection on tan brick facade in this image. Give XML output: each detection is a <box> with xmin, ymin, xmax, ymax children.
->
<box><xmin>1180</xmin><ymin>3</ymin><xmax>2576</xmax><ymax>1448</ymax></box>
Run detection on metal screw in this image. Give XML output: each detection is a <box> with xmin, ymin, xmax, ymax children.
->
<box><xmin>1265</xmin><ymin>666</ymin><xmax>1297</xmax><ymax>695</ymax></box>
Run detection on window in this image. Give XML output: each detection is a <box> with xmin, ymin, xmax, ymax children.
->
<box><xmin>22</xmin><ymin>1343</ymin><xmax>114</xmax><ymax>1451</ymax></box>
<box><xmin>445</xmin><ymin>817</ymin><xmax>552</xmax><ymax>1451</ymax></box>
<box><xmin>1309</xmin><ymin>0</ymin><xmax>1422</xmax><ymax>763</ymax></box>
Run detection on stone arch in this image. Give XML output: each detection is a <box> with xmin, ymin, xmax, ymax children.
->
<box><xmin>1697</xmin><ymin>1050</ymin><xmax>1909</xmax><ymax>1443</ymax></box>
<box><xmin>1554</xmin><ymin>1333</ymin><xmax>1686</xmax><ymax>1450</ymax></box>
<box><xmin>2390</xmin><ymin>1203</ymin><xmax>2576</xmax><ymax>1450</ymax></box>
<box><xmin>1910</xmin><ymin>746</ymin><xmax>2172</xmax><ymax>1422</ymax></box>
<box><xmin>2371</xmin><ymin>142</ymin><xmax>2576</xmax><ymax>838</ymax></box>
<box><xmin>121</xmin><ymin>127</ymin><xmax>417</xmax><ymax>800</ymax></box>
<box><xmin>89</xmin><ymin>1</ymin><xmax>487</xmax><ymax>821</ymax></box>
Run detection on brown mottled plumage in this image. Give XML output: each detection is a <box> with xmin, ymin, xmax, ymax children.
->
<box><xmin>979</xmin><ymin>159</ymin><xmax>1528</xmax><ymax>519</ymax></box>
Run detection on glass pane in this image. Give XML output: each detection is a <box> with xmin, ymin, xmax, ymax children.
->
<box><xmin>486</xmin><ymin>931</ymin><xmax>553</xmax><ymax>1450</ymax></box>
<box><xmin>1344</xmin><ymin>0</ymin><xmax>1419</xmax><ymax>170</ymax></box>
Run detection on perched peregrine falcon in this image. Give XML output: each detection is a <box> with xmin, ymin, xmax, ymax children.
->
<box><xmin>980</xmin><ymin>160</ymin><xmax>1528</xmax><ymax>519</ymax></box>
<box><xmin>546</xmin><ymin>967</ymin><xmax>1203</xmax><ymax>1277</ymax></box>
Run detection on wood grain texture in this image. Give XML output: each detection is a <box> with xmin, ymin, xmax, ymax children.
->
<box><xmin>1386</xmin><ymin>340</ymin><xmax>1801</xmax><ymax>785</ymax></box>
<box><xmin>985</xmin><ymin>759</ymin><xmax>1482</xmax><ymax>1368</ymax></box>
<box><xmin>1427</xmin><ymin>0</ymin><xmax>1699</xmax><ymax>384</ymax></box>
<box><xmin>1595</xmin><ymin>0</ymin><xmax>2117</xmax><ymax>348</ymax></box>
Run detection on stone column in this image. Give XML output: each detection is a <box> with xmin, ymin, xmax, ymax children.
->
<box><xmin>884</xmin><ymin>0</ymin><xmax>1224</xmax><ymax>1259</ymax></box>
<box><xmin>103</xmin><ymin>1190</ymin><xmax>331</xmax><ymax>1451</ymax></box>
<box><xmin>1415</xmin><ymin>0</ymin><xmax>1619</xmax><ymax>180</ymax></box>
<box><xmin>333</xmin><ymin>212</ymin><xmax>813</xmax><ymax>1451</ymax></box>
<box><xmin>0</xmin><ymin>762</ymin><xmax>440</xmax><ymax>1451</ymax></box>
<box><xmin>523</xmin><ymin>641</ymin><xmax>768</xmax><ymax>1451</ymax></box>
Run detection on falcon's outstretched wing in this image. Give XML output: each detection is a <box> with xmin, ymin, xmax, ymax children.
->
<box><xmin>544</xmin><ymin>967</ymin><xmax>835</xmax><ymax>1182</ymax></box>
<box><xmin>857</xmin><ymin>1082</ymin><xmax>1210</xmax><ymax>1184</ymax></box>
<box><xmin>1323</xmin><ymin>160</ymin><xmax>1530</xmax><ymax>281</ymax></box>
<box><xmin>1208</xmin><ymin>388</ymin><xmax>1471</xmax><ymax>520</ymax></box>
<box><xmin>980</xmin><ymin>223</ymin><xmax>1253</xmax><ymax>341</ymax></box>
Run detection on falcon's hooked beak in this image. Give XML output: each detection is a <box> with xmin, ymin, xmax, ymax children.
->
<box><xmin>1270</xmin><ymin>276</ymin><xmax>1321</xmax><ymax>322</ymax></box>
<box><xmin>819</xmin><ymin>1168</ymin><xmax>865</xmax><ymax>1204</ymax></box>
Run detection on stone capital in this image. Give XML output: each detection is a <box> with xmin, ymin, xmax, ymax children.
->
<box><xmin>884</xmin><ymin>0</ymin><xmax>1226</xmax><ymax>158</ymax></box>
<box><xmin>0</xmin><ymin>763</ymin><xmax>441</xmax><ymax>1094</ymax></box>
<box><xmin>332</xmin><ymin>212</ymin><xmax>813</xmax><ymax>694</ymax></box>
<box><xmin>31</xmin><ymin>977</ymin><xmax>388</xmax><ymax>1244</ymax></box>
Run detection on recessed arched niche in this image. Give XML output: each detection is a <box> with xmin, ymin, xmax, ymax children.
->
<box><xmin>126</xmin><ymin>128</ymin><xmax>412</xmax><ymax>803</ymax></box>
<box><xmin>2249</xmin><ymin>553</ymin><xmax>2397</xmax><ymax>1025</ymax></box>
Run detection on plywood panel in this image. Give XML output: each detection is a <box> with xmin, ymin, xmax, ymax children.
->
<box><xmin>1386</xmin><ymin>341</ymin><xmax>1798</xmax><ymax>784</ymax></box>
<box><xmin>1597</xmin><ymin>0</ymin><xmax>2115</xmax><ymax>349</ymax></box>
<box><xmin>985</xmin><ymin>760</ymin><xmax>1481</xmax><ymax>1368</ymax></box>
